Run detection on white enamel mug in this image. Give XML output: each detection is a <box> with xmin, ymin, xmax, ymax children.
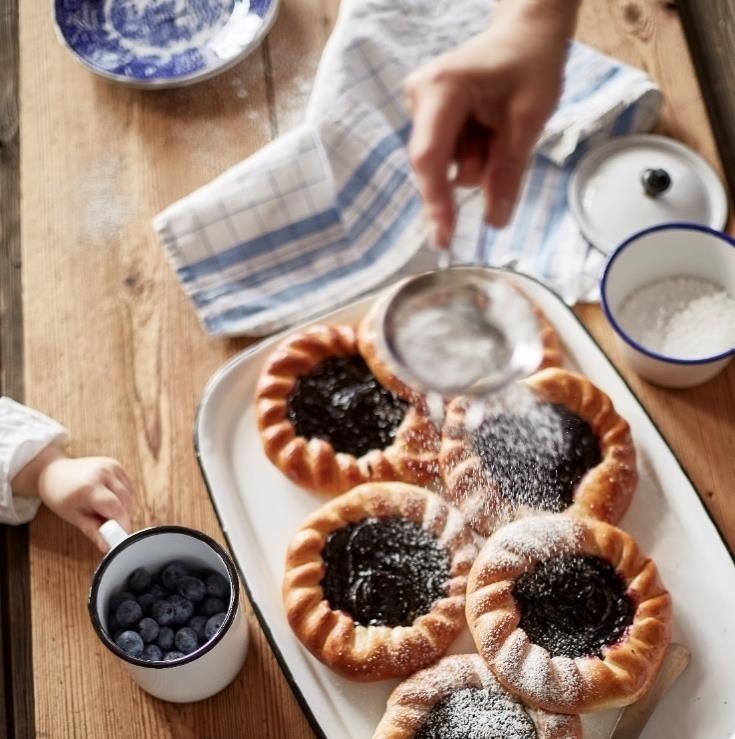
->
<box><xmin>600</xmin><ymin>222</ymin><xmax>735</xmax><ymax>388</ymax></box>
<box><xmin>88</xmin><ymin>522</ymin><xmax>249</xmax><ymax>703</ymax></box>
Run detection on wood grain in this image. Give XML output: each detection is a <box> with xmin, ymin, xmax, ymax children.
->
<box><xmin>678</xmin><ymin>0</ymin><xmax>735</xmax><ymax>203</ymax></box>
<box><xmin>16</xmin><ymin>1</ymin><xmax>734</xmax><ymax>739</ymax></box>
<box><xmin>19</xmin><ymin>1</ymin><xmax>335</xmax><ymax>737</ymax></box>
<box><xmin>0</xmin><ymin>0</ymin><xmax>35</xmax><ymax>735</ymax></box>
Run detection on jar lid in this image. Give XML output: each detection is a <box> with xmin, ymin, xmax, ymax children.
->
<box><xmin>567</xmin><ymin>134</ymin><xmax>728</xmax><ymax>254</ymax></box>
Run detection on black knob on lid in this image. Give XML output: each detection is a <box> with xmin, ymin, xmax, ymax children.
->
<box><xmin>641</xmin><ymin>167</ymin><xmax>672</xmax><ymax>197</ymax></box>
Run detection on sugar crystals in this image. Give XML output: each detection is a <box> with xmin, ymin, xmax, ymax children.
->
<box><xmin>616</xmin><ymin>276</ymin><xmax>735</xmax><ymax>359</ymax></box>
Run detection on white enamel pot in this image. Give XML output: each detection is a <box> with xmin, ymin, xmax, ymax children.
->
<box><xmin>88</xmin><ymin>522</ymin><xmax>249</xmax><ymax>703</ymax></box>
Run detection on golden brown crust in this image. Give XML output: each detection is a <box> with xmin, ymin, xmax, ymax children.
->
<box><xmin>283</xmin><ymin>483</ymin><xmax>477</xmax><ymax>681</ymax></box>
<box><xmin>531</xmin><ymin>303</ymin><xmax>565</xmax><ymax>371</ymax></box>
<box><xmin>256</xmin><ymin>324</ymin><xmax>440</xmax><ymax>495</ymax></box>
<box><xmin>357</xmin><ymin>294</ymin><xmax>426</xmax><ymax>405</ymax></box>
<box><xmin>440</xmin><ymin>367</ymin><xmax>637</xmax><ymax>536</ymax></box>
<box><xmin>373</xmin><ymin>654</ymin><xmax>582</xmax><ymax>738</ymax></box>
<box><xmin>357</xmin><ymin>290</ymin><xmax>563</xmax><ymax>404</ymax></box>
<box><xmin>465</xmin><ymin>515</ymin><xmax>672</xmax><ymax>713</ymax></box>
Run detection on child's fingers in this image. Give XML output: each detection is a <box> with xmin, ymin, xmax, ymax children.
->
<box><xmin>73</xmin><ymin>510</ymin><xmax>111</xmax><ymax>553</ymax></box>
<box><xmin>106</xmin><ymin>473</ymin><xmax>132</xmax><ymax>514</ymax></box>
<box><xmin>90</xmin><ymin>485</ymin><xmax>132</xmax><ymax>534</ymax></box>
<box><xmin>111</xmin><ymin>464</ymin><xmax>135</xmax><ymax>496</ymax></box>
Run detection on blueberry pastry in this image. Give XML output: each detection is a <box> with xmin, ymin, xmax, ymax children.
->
<box><xmin>373</xmin><ymin>654</ymin><xmax>581</xmax><ymax>739</ymax></box>
<box><xmin>357</xmin><ymin>289</ymin><xmax>564</xmax><ymax>405</ymax></box>
<box><xmin>282</xmin><ymin>483</ymin><xmax>477</xmax><ymax>681</ymax></box>
<box><xmin>256</xmin><ymin>325</ymin><xmax>440</xmax><ymax>494</ymax></box>
<box><xmin>465</xmin><ymin>515</ymin><xmax>672</xmax><ymax>713</ymax></box>
<box><xmin>440</xmin><ymin>367</ymin><xmax>637</xmax><ymax>536</ymax></box>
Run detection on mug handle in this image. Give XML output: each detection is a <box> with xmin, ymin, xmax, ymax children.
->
<box><xmin>99</xmin><ymin>520</ymin><xmax>130</xmax><ymax>551</ymax></box>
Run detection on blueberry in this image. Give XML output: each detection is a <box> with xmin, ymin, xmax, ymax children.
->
<box><xmin>150</xmin><ymin>583</ymin><xmax>167</xmax><ymax>599</ymax></box>
<box><xmin>141</xmin><ymin>644</ymin><xmax>163</xmax><ymax>662</ymax></box>
<box><xmin>161</xmin><ymin>561</ymin><xmax>189</xmax><ymax>592</ymax></box>
<box><xmin>168</xmin><ymin>594</ymin><xmax>194</xmax><ymax>625</ymax></box>
<box><xmin>177</xmin><ymin>576</ymin><xmax>205</xmax><ymax>602</ymax></box>
<box><xmin>137</xmin><ymin>617</ymin><xmax>160</xmax><ymax>643</ymax></box>
<box><xmin>127</xmin><ymin>567</ymin><xmax>153</xmax><ymax>594</ymax></box>
<box><xmin>156</xmin><ymin>626</ymin><xmax>174</xmax><ymax>651</ymax></box>
<box><xmin>151</xmin><ymin>600</ymin><xmax>175</xmax><ymax>626</ymax></box>
<box><xmin>115</xmin><ymin>630</ymin><xmax>144</xmax><ymax>657</ymax></box>
<box><xmin>204</xmin><ymin>572</ymin><xmax>229</xmax><ymax>600</ymax></box>
<box><xmin>188</xmin><ymin>615</ymin><xmax>207</xmax><ymax>641</ymax></box>
<box><xmin>200</xmin><ymin>598</ymin><xmax>225</xmax><ymax>617</ymax></box>
<box><xmin>109</xmin><ymin>591</ymin><xmax>136</xmax><ymax>612</ymax></box>
<box><xmin>106</xmin><ymin>612</ymin><xmax>121</xmax><ymax>636</ymax></box>
<box><xmin>116</xmin><ymin>599</ymin><xmax>143</xmax><ymax>628</ymax></box>
<box><xmin>174</xmin><ymin>627</ymin><xmax>198</xmax><ymax>655</ymax></box>
<box><xmin>204</xmin><ymin>612</ymin><xmax>227</xmax><ymax>641</ymax></box>
<box><xmin>137</xmin><ymin>592</ymin><xmax>155</xmax><ymax>615</ymax></box>
<box><xmin>163</xmin><ymin>651</ymin><xmax>185</xmax><ymax>661</ymax></box>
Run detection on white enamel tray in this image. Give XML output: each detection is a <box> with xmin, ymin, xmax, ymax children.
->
<box><xmin>195</xmin><ymin>271</ymin><xmax>735</xmax><ymax>739</ymax></box>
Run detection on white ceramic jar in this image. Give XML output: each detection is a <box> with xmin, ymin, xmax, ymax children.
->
<box><xmin>600</xmin><ymin>223</ymin><xmax>735</xmax><ymax>388</ymax></box>
<box><xmin>88</xmin><ymin>522</ymin><xmax>249</xmax><ymax>703</ymax></box>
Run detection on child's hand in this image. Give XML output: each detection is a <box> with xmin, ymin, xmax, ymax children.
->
<box><xmin>13</xmin><ymin>444</ymin><xmax>134</xmax><ymax>552</ymax></box>
<box><xmin>405</xmin><ymin>0</ymin><xmax>581</xmax><ymax>245</ymax></box>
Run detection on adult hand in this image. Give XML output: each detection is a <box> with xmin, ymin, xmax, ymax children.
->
<box><xmin>405</xmin><ymin>0</ymin><xmax>581</xmax><ymax>246</ymax></box>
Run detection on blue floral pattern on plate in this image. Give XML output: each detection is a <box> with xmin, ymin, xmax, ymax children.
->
<box><xmin>54</xmin><ymin>0</ymin><xmax>278</xmax><ymax>88</ymax></box>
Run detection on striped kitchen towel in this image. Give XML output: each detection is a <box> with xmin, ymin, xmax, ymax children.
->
<box><xmin>153</xmin><ymin>0</ymin><xmax>662</xmax><ymax>337</ymax></box>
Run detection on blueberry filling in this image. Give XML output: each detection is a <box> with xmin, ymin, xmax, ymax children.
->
<box><xmin>286</xmin><ymin>355</ymin><xmax>408</xmax><ymax>457</ymax></box>
<box><xmin>474</xmin><ymin>403</ymin><xmax>601</xmax><ymax>512</ymax></box>
<box><xmin>415</xmin><ymin>687</ymin><xmax>537</xmax><ymax>739</ymax></box>
<box><xmin>321</xmin><ymin>517</ymin><xmax>450</xmax><ymax>627</ymax></box>
<box><xmin>513</xmin><ymin>554</ymin><xmax>635</xmax><ymax>658</ymax></box>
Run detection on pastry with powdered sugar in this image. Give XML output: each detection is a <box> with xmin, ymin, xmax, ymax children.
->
<box><xmin>373</xmin><ymin>653</ymin><xmax>581</xmax><ymax>738</ymax></box>
<box><xmin>256</xmin><ymin>324</ymin><xmax>441</xmax><ymax>495</ymax></box>
<box><xmin>465</xmin><ymin>514</ymin><xmax>672</xmax><ymax>714</ymax></box>
<box><xmin>283</xmin><ymin>483</ymin><xmax>477</xmax><ymax>681</ymax></box>
<box><xmin>440</xmin><ymin>367</ymin><xmax>637</xmax><ymax>536</ymax></box>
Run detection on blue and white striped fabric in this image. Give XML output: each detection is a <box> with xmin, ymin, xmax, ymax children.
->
<box><xmin>153</xmin><ymin>0</ymin><xmax>662</xmax><ymax>337</ymax></box>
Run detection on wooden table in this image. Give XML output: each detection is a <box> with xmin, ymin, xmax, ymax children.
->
<box><xmin>5</xmin><ymin>0</ymin><xmax>734</xmax><ymax>736</ymax></box>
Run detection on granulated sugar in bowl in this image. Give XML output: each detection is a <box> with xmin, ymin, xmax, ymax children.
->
<box><xmin>601</xmin><ymin>223</ymin><xmax>735</xmax><ymax>388</ymax></box>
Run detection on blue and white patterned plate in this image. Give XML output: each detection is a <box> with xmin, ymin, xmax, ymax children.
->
<box><xmin>53</xmin><ymin>0</ymin><xmax>279</xmax><ymax>88</ymax></box>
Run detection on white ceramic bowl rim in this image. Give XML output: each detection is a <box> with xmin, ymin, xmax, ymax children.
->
<box><xmin>600</xmin><ymin>221</ymin><xmax>735</xmax><ymax>365</ymax></box>
<box><xmin>88</xmin><ymin>524</ymin><xmax>240</xmax><ymax>669</ymax></box>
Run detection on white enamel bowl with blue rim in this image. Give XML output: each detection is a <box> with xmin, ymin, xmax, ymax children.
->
<box><xmin>53</xmin><ymin>0</ymin><xmax>279</xmax><ymax>89</ymax></box>
<box><xmin>600</xmin><ymin>223</ymin><xmax>735</xmax><ymax>388</ymax></box>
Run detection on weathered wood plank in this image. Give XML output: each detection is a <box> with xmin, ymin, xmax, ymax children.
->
<box><xmin>18</xmin><ymin>0</ymin><xmax>346</xmax><ymax>734</ymax></box>
<box><xmin>678</xmin><ymin>0</ymin><xmax>735</xmax><ymax>201</ymax></box>
<box><xmin>0</xmin><ymin>0</ymin><xmax>34</xmax><ymax>735</ymax></box>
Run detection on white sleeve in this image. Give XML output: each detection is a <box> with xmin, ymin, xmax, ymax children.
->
<box><xmin>0</xmin><ymin>397</ymin><xmax>69</xmax><ymax>525</ymax></box>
